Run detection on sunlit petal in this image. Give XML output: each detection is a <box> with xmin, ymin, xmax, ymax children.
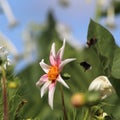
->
<box><xmin>60</xmin><ymin>58</ymin><xmax>76</xmax><ymax>70</ymax></box>
<box><xmin>48</xmin><ymin>83</ymin><xmax>56</xmax><ymax>109</ymax></box>
<box><xmin>39</xmin><ymin>59</ymin><xmax>50</xmax><ymax>73</ymax></box>
<box><xmin>57</xmin><ymin>75</ymin><xmax>69</xmax><ymax>88</ymax></box>
<box><xmin>36</xmin><ymin>74</ymin><xmax>48</xmax><ymax>87</ymax></box>
<box><xmin>41</xmin><ymin>81</ymin><xmax>51</xmax><ymax>98</ymax></box>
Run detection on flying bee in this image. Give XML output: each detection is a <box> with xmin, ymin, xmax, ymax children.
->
<box><xmin>80</xmin><ymin>61</ymin><xmax>92</xmax><ymax>71</ymax></box>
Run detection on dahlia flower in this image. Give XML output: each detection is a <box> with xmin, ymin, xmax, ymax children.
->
<box><xmin>36</xmin><ymin>40</ymin><xmax>75</xmax><ymax>109</ymax></box>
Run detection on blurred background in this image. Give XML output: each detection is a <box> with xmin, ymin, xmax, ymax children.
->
<box><xmin>0</xmin><ymin>0</ymin><xmax>120</xmax><ymax>71</ymax></box>
<box><xmin>0</xmin><ymin>0</ymin><xmax>120</xmax><ymax>119</ymax></box>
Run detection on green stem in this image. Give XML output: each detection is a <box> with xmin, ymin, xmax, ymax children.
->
<box><xmin>73</xmin><ymin>108</ymin><xmax>76</xmax><ymax>120</ymax></box>
<box><xmin>14</xmin><ymin>99</ymin><xmax>28</xmax><ymax>119</ymax></box>
<box><xmin>60</xmin><ymin>85</ymin><xmax>68</xmax><ymax>120</ymax></box>
<box><xmin>83</xmin><ymin>108</ymin><xmax>89</xmax><ymax>120</ymax></box>
<box><xmin>1</xmin><ymin>67</ymin><xmax>8</xmax><ymax>120</ymax></box>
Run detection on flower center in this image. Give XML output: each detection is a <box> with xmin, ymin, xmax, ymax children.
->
<box><xmin>48</xmin><ymin>65</ymin><xmax>59</xmax><ymax>81</ymax></box>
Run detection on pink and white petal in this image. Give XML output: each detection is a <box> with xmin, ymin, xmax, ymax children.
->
<box><xmin>50</xmin><ymin>42</ymin><xmax>56</xmax><ymax>57</ymax></box>
<box><xmin>36</xmin><ymin>74</ymin><xmax>48</xmax><ymax>87</ymax></box>
<box><xmin>55</xmin><ymin>53</ymin><xmax>61</xmax><ymax>66</ymax></box>
<box><xmin>49</xmin><ymin>43</ymin><xmax>56</xmax><ymax>66</ymax></box>
<box><xmin>48</xmin><ymin>83</ymin><xmax>56</xmax><ymax>109</ymax></box>
<box><xmin>59</xmin><ymin>58</ymin><xmax>76</xmax><ymax>70</ymax></box>
<box><xmin>40</xmin><ymin>59</ymin><xmax>50</xmax><ymax>73</ymax></box>
<box><xmin>57</xmin><ymin>75</ymin><xmax>69</xmax><ymax>88</ymax></box>
<box><xmin>57</xmin><ymin>39</ymin><xmax>65</xmax><ymax>62</ymax></box>
<box><xmin>41</xmin><ymin>81</ymin><xmax>51</xmax><ymax>98</ymax></box>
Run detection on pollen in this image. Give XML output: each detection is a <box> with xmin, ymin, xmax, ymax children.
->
<box><xmin>48</xmin><ymin>65</ymin><xmax>59</xmax><ymax>81</ymax></box>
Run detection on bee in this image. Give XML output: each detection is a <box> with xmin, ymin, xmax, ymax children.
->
<box><xmin>80</xmin><ymin>61</ymin><xmax>92</xmax><ymax>71</ymax></box>
<box><xmin>87</xmin><ymin>38</ymin><xmax>97</xmax><ymax>48</ymax></box>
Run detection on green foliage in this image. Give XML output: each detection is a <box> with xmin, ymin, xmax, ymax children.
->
<box><xmin>87</xmin><ymin>20</ymin><xmax>120</xmax><ymax>98</ymax></box>
<box><xmin>87</xmin><ymin>19</ymin><xmax>116</xmax><ymax>69</ymax></box>
<box><xmin>17</xmin><ymin>12</ymin><xmax>92</xmax><ymax>119</ymax></box>
<box><xmin>111</xmin><ymin>48</ymin><xmax>120</xmax><ymax>79</ymax></box>
<box><xmin>17</xmin><ymin>17</ymin><xmax>120</xmax><ymax>119</ymax></box>
<box><xmin>1</xmin><ymin>12</ymin><xmax>120</xmax><ymax>119</ymax></box>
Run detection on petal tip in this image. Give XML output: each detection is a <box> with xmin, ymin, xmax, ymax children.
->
<box><xmin>64</xmin><ymin>84</ymin><xmax>70</xmax><ymax>89</ymax></box>
<box><xmin>41</xmin><ymin>91</ymin><xmax>44</xmax><ymax>98</ymax></box>
<box><xmin>49</xmin><ymin>103</ymin><xmax>53</xmax><ymax>110</ymax></box>
<box><xmin>36</xmin><ymin>81</ymin><xmax>39</xmax><ymax>87</ymax></box>
<box><xmin>39</xmin><ymin>59</ymin><xmax>44</xmax><ymax>65</ymax></box>
<box><xmin>66</xmin><ymin>85</ymin><xmax>70</xmax><ymax>89</ymax></box>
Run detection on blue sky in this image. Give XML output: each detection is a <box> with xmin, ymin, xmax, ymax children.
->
<box><xmin>1</xmin><ymin>0</ymin><xmax>120</xmax><ymax>51</ymax></box>
<box><xmin>0</xmin><ymin>0</ymin><xmax>95</xmax><ymax>52</ymax></box>
<box><xmin>0</xmin><ymin>0</ymin><xmax>120</xmax><ymax>71</ymax></box>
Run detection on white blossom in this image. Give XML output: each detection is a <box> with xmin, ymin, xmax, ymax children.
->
<box><xmin>0</xmin><ymin>46</ymin><xmax>11</xmax><ymax>70</ymax></box>
<box><xmin>88</xmin><ymin>76</ymin><xmax>115</xmax><ymax>99</ymax></box>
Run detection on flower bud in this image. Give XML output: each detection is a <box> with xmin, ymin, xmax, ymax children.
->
<box><xmin>8</xmin><ymin>81</ymin><xmax>18</xmax><ymax>89</ymax></box>
<box><xmin>71</xmin><ymin>93</ymin><xmax>86</xmax><ymax>107</ymax></box>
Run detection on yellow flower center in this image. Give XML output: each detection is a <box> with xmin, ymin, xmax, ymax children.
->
<box><xmin>48</xmin><ymin>65</ymin><xmax>59</xmax><ymax>81</ymax></box>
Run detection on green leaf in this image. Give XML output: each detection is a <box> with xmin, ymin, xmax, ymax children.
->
<box><xmin>61</xmin><ymin>73</ymin><xmax>71</xmax><ymax>80</ymax></box>
<box><xmin>87</xmin><ymin>20</ymin><xmax>120</xmax><ymax>97</ymax></box>
<box><xmin>111</xmin><ymin>48</ymin><xmax>120</xmax><ymax>79</ymax></box>
<box><xmin>109</xmin><ymin>77</ymin><xmax>120</xmax><ymax>97</ymax></box>
<box><xmin>87</xmin><ymin>19</ymin><xmax>118</xmax><ymax>77</ymax></box>
<box><xmin>87</xmin><ymin>20</ymin><xmax>116</xmax><ymax>64</ymax></box>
